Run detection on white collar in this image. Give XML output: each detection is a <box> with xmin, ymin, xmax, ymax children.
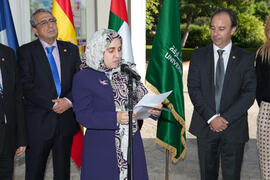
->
<box><xmin>213</xmin><ymin>41</ymin><xmax>232</xmax><ymax>54</ymax></box>
<box><xmin>39</xmin><ymin>39</ymin><xmax>57</xmax><ymax>49</ymax></box>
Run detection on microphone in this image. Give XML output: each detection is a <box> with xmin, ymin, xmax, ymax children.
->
<box><xmin>121</xmin><ymin>64</ymin><xmax>141</xmax><ymax>81</ymax></box>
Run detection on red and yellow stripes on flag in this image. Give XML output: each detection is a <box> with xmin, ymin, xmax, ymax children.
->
<box><xmin>52</xmin><ymin>0</ymin><xmax>83</xmax><ymax>168</ymax></box>
<box><xmin>52</xmin><ymin>0</ymin><xmax>77</xmax><ymax>45</ymax></box>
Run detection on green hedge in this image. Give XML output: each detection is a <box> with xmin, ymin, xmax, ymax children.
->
<box><xmin>233</xmin><ymin>13</ymin><xmax>265</xmax><ymax>48</ymax></box>
<box><xmin>147</xmin><ymin>24</ymin><xmax>211</xmax><ymax>48</ymax></box>
<box><xmin>146</xmin><ymin>46</ymin><xmax>194</xmax><ymax>62</ymax></box>
<box><xmin>146</xmin><ymin>46</ymin><xmax>257</xmax><ymax>61</ymax></box>
<box><xmin>147</xmin><ymin>16</ymin><xmax>264</xmax><ymax>49</ymax></box>
<box><xmin>181</xmin><ymin>24</ymin><xmax>211</xmax><ymax>48</ymax></box>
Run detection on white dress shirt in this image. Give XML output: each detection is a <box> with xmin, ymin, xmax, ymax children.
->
<box><xmin>208</xmin><ymin>42</ymin><xmax>232</xmax><ymax>124</ymax></box>
<box><xmin>39</xmin><ymin>39</ymin><xmax>72</xmax><ymax>107</ymax></box>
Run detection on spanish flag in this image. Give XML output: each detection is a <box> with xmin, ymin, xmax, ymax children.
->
<box><xmin>52</xmin><ymin>0</ymin><xmax>77</xmax><ymax>45</ymax></box>
<box><xmin>52</xmin><ymin>0</ymin><xmax>83</xmax><ymax>168</ymax></box>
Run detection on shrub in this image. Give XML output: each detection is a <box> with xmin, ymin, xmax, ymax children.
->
<box><xmin>193</xmin><ymin>16</ymin><xmax>211</xmax><ymax>26</ymax></box>
<box><xmin>181</xmin><ymin>23</ymin><xmax>211</xmax><ymax>48</ymax></box>
<box><xmin>233</xmin><ymin>13</ymin><xmax>265</xmax><ymax>48</ymax></box>
<box><xmin>146</xmin><ymin>46</ymin><xmax>257</xmax><ymax>62</ymax></box>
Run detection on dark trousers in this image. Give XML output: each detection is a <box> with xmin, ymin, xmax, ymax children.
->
<box><xmin>25</xmin><ymin>130</ymin><xmax>73</xmax><ymax>180</ymax></box>
<box><xmin>0</xmin><ymin>125</ymin><xmax>15</xmax><ymax>180</ymax></box>
<box><xmin>0</xmin><ymin>156</ymin><xmax>14</xmax><ymax>180</ymax></box>
<box><xmin>197</xmin><ymin>135</ymin><xmax>245</xmax><ymax>180</ymax></box>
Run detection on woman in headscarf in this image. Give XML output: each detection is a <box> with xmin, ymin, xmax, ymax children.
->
<box><xmin>255</xmin><ymin>14</ymin><xmax>270</xmax><ymax>180</ymax></box>
<box><xmin>72</xmin><ymin>29</ymin><xmax>161</xmax><ymax>180</ymax></box>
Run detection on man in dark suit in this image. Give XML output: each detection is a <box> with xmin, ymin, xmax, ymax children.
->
<box><xmin>0</xmin><ymin>43</ymin><xmax>26</xmax><ymax>180</ymax></box>
<box><xmin>188</xmin><ymin>9</ymin><xmax>256</xmax><ymax>180</ymax></box>
<box><xmin>17</xmin><ymin>9</ymin><xmax>80</xmax><ymax>180</ymax></box>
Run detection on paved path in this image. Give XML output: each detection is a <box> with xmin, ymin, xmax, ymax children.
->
<box><xmin>14</xmin><ymin>139</ymin><xmax>260</xmax><ymax>180</ymax></box>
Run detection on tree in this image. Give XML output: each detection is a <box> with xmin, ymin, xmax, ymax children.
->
<box><xmin>180</xmin><ymin>0</ymin><xmax>215</xmax><ymax>47</ymax></box>
<box><xmin>233</xmin><ymin>13</ymin><xmax>265</xmax><ymax>48</ymax></box>
<box><xmin>146</xmin><ymin>0</ymin><xmax>160</xmax><ymax>33</ymax></box>
<box><xmin>146</xmin><ymin>0</ymin><xmax>267</xmax><ymax>48</ymax></box>
<box><xmin>180</xmin><ymin>0</ymin><xmax>260</xmax><ymax>47</ymax></box>
<box><xmin>253</xmin><ymin>1</ymin><xmax>270</xmax><ymax>22</ymax></box>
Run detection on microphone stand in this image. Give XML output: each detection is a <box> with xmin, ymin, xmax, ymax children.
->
<box><xmin>127</xmin><ymin>73</ymin><xmax>134</xmax><ymax>180</ymax></box>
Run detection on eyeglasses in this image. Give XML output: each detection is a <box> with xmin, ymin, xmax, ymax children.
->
<box><xmin>35</xmin><ymin>18</ymin><xmax>56</xmax><ymax>27</ymax></box>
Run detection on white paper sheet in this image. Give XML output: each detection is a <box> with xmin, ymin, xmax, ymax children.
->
<box><xmin>133</xmin><ymin>90</ymin><xmax>172</xmax><ymax>120</ymax></box>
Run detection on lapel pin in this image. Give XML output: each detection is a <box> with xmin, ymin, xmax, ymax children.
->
<box><xmin>232</xmin><ymin>56</ymin><xmax>236</xmax><ymax>60</ymax></box>
<box><xmin>99</xmin><ymin>79</ymin><xmax>109</xmax><ymax>85</ymax></box>
<box><xmin>64</xmin><ymin>49</ymin><xmax>67</xmax><ymax>52</ymax></box>
<box><xmin>1</xmin><ymin>58</ymin><xmax>5</xmax><ymax>62</ymax></box>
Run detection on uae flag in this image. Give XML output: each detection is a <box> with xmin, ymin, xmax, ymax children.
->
<box><xmin>146</xmin><ymin>0</ymin><xmax>186</xmax><ymax>163</ymax></box>
<box><xmin>52</xmin><ymin>0</ymin><xmax>83</xmax><ymax>168</ymax></box>
<box><xmin>108</xmin><ymin>0</ymin><xmax>134</xmax><ymax>63</ymax></box>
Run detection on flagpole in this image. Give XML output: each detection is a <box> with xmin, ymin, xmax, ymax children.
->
<box><xmin>165</xmin><ymin>149</ymin><xmax>169</xmax><ymax>180</ymax></box>
<box><xmin>127</xmin><ymin>73</ymin><xmax>134</xmax><ymax>180</ymax></box>
<box><xmin>127</xmin><ymin>0</ymin><xmax>131</xmax><ymax>28</ymax></box>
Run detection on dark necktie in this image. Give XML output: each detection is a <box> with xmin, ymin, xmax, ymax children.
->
<box><xmin>215</xmin><ymin>49</ymin><xmax>225</xmax><ymax>113</ymax></box>
<box><xmin>46</xmin><ymin>46</ymin><xmax>61</xmax><ymax>97</ymax></box>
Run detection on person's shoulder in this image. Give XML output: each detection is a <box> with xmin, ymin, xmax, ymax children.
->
<box><xmin>193</xmin><ymin>44</ymin><xmax>212</xmax><ymax>54</ymax></box>
<box><xmin>0</xmin><ymin>43</ymin><xmax>14</xmax><ymax>54</ymax></box>
<box><xmin>73</xmin><ymin>68</ymin><xmax>105</xmax><ymax>88</ymax></box>
<box><xmin>57</xmin><ymin>40</ymin><xmax>78</xmax><ymax>49</ymax></box>
<box><xmin>190</xmin><ymin>45</ymin><xmax>212</xmax><ymax>61</ymax></box>
<box><xmin>74</xmin><ymin>68</ymin><xmax>102</xmax><ymax>80</ymax></box>
<box><xmin>232</xmin><ymin>45</ymin><xmax>254</xmax><ymax>57</ymax></box>
<box><xmin>18</xmin><ymin>39</ymin><xmax>39</xmax><ymax>51</ymax></box>
<box><xmin>0</xmin><ymin>44</ymin><xmax>16</xmax><ymax>65</ymax></box>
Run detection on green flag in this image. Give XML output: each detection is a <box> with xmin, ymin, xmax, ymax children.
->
<box><xmin>146</xmin><ymin>0</ymin><xmax>186</xmax><ymax>163</ymax></box>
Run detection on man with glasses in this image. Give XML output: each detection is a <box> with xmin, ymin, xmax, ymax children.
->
<box><xmin>17</xmin><ymin>9</ymin><xmax>80</xmax><ymax>180</ymax></box>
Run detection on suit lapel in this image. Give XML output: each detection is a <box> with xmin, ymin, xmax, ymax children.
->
<box><xmin>0</xmin><ymin>49</ymin><xmax>9</xmax><ymax>92</ymax></box>
<box><xmin>207</xmin><ymin>45</ymin><xmax>216</xmax><ymax>107</ymax></box>
<box><xmin>221</xmin><ymin>45</ymin><xmax>239</xmax><ymax>105</ymax></box>
<box><xmin>57</xmin><ymin>41</ymin><xmax>67</xmax><ymax>95</ymax></box>
<box><xmin>33</xmin><ymin>40</ymin><xmax>57</xmax><ymax>94</ymax></box>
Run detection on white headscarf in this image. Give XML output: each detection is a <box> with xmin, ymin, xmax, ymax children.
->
<box><xmin>85</xmin><ymin>29</ymin><xmax>124</xmax><ymax>71</ymax></box>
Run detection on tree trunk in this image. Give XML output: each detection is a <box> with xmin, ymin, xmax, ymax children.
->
<box><xmin>181</xmin><ymin>12</ymin><xmax>193</xmax><ymax>48</ymax></box>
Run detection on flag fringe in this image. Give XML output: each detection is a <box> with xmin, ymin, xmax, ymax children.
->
<box><xmin>156</xmin><ymin>137</ymin><xmax>186</xmax><ymax>163</ymax></box>
<box><xmin>145</xmin><ymin>80</ymin><xmax>186</xmax><ymax>163</ymax></box>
